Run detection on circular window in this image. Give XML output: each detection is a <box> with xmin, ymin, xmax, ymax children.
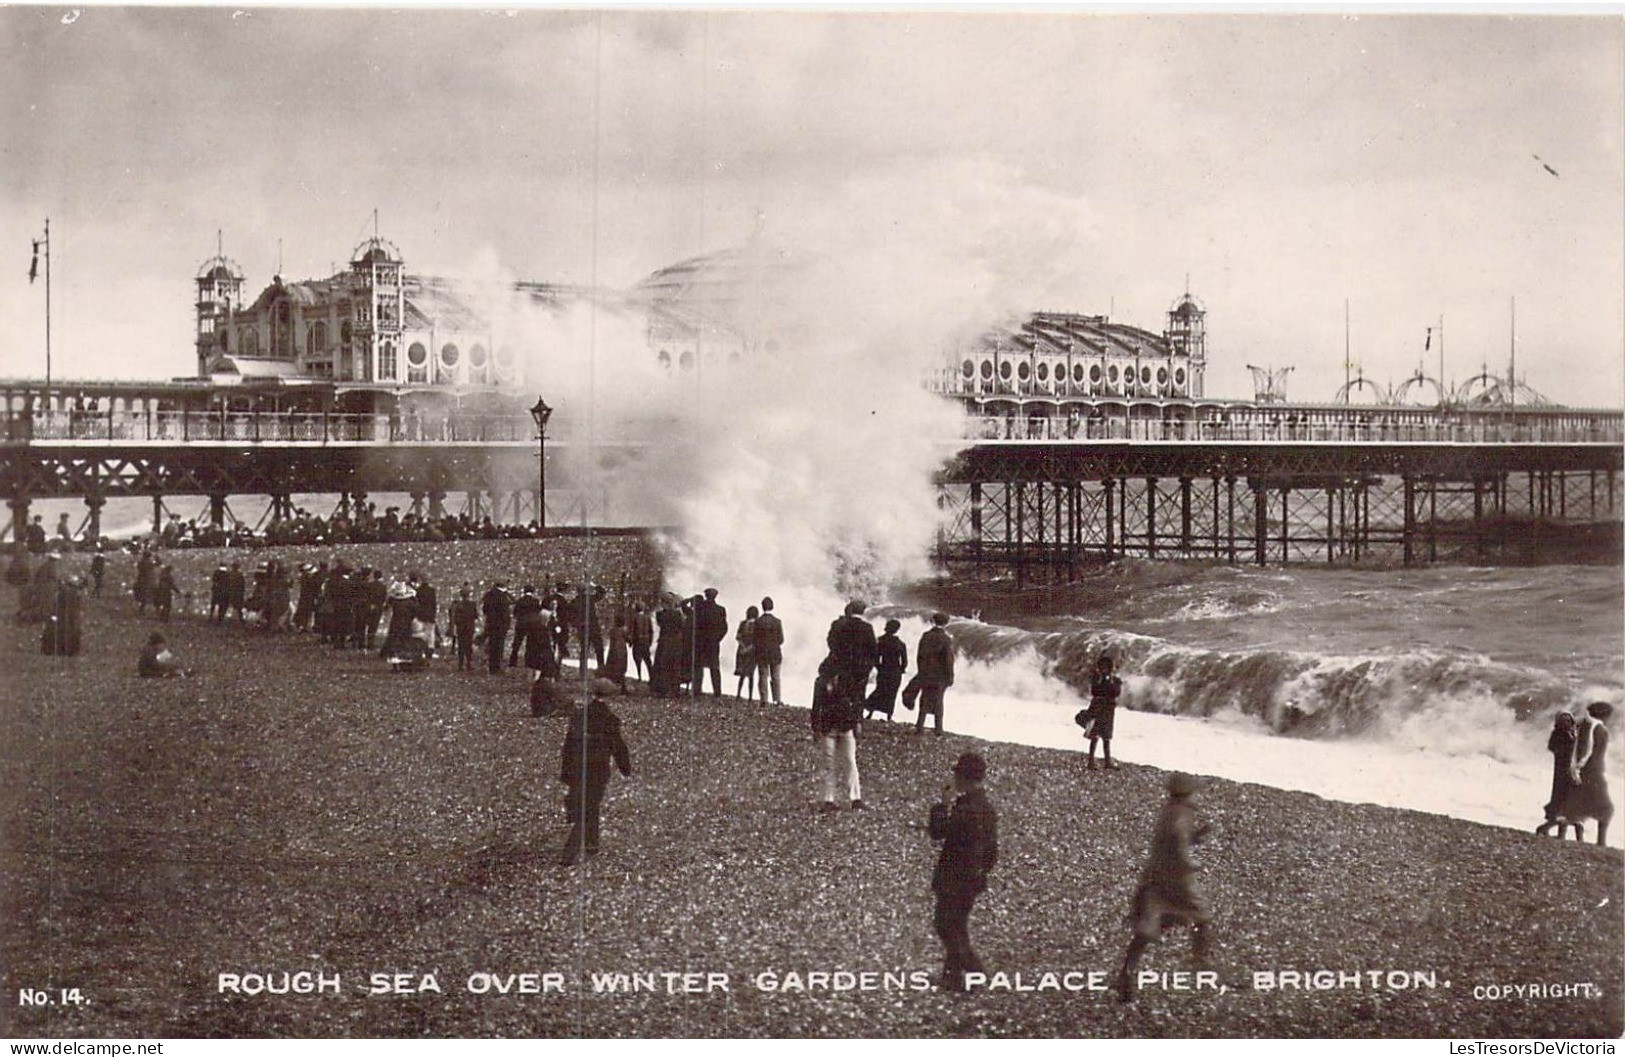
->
<box><xmin>1074</xmin><ymin>364</ymin><xmax>1086</xmax><ymax>383</ymax></box>
<box><xmin>658</xmin><ymin>349</ymin><xmax>671</xmax><ymax>369</ymax></box>
<box><xmin>1036</xmin><ymin>363</ymin><xmax>1049</xmax><ymax>382</ymax></box>
<box><xmin>1108</xmin><ymin>365</ymin><xmax>1119</xmax><ymax>385</ymax></box>
<box><xmin>679</xmin><ymin>350</ymin><xmax>694</xmax><ymax>372</ymax></box>
<box><xmin>441</xmin><ymin>343</ymin><xmax>460</xmax><ymax>367</ymax></box>
<box><xmin>469</xmin><ymin>344</ymin><xmax>488</xmax><ymax>368</ymax></box>
<box><xmin>980</xmin><ymin>360</ymin><xmax>993</xmax><ymax>380</ymax></box>
<box><xmin>998</xmin><ymin>362</ymin><xmax>1012</xmax><ymax>381</ymax></box>
<box><xmin>407</xmin><ymin>343</ymin><xmax>427</xmax><ymax>366</ymax></box>
<box><xmin>1017</xmin><ymin>362</ymin><xmax>1031</xmax><ymax>381</ymax></box>
<box><xmin>1141</xmin><ymin>365</ymin><xmax>1152</xmax><ymax>384</ymax></box>
<box><xmin>1089</xmin><ymin>364</ymin><xmax>1102</xmax><ymax>383</ymax></box>
<box><xmin>961</xmin><ymin>359</ymin><xmax>975</xmax><ymax>378</ymax></box>
<box><xmin>496</xmin><ymin>346</ymin><xmax>515</xmax><ymax>367</ymax></box>
<box><xmin>1157</xmin><ymin>367</ymin><xmax>1168</xmax><ymax>385</ymax></box>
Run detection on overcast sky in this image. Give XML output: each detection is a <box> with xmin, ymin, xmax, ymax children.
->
<box><xmin>1</xmin><ymin>8</ymin><xmax>1620</xmax><ymax>406</ymax></box>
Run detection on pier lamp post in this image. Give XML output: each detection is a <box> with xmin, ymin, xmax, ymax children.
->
<box><xmin>529</xmin><ymin>396</ymin><xmax>554</xmax><ymax>532</ymax></box>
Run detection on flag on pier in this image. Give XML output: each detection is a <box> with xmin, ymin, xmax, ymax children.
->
<box><xmin>29</xmin><ymin>239</ymin><xmax>40</xmax><ymax>283</ymax></box>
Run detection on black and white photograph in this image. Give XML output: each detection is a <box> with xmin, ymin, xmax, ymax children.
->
<box><xmin>1</xmin><ymin>5</ymin><xmax>1621</xmax><ymax>1044</ymax></box>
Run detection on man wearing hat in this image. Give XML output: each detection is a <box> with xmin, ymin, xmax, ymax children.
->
<box><xmin>692</xmin><ymin>587</ymin><xmax>729</xmax><ymax>697</ymax></box>
<box><xmin>928</xmin><ymin>751</ymin><xmax>999</xmax><ymax>992</ymax></box>
<box><xmin>911</xmin><ymin>612</ymin><xmax>956</xmax><ymax>735</ymax></box>
<box><xmin>559</xmin><ymin>681</ymin><xmax>633</xmax><ymax>866</ymax></box>
<box><xmin>1115</xmin><ymin>772</ymin><xmax>1213</xmax><ymax>1002</ymax></box>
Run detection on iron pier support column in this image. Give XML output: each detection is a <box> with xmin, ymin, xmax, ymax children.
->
<box><xmin>1145</xmin><ymin>477</ymin><xmax>1158</xmax><ymax>559</ymax></box>
<box><xmin>1226</xmin><ymin>476</ymin><xmax>1237</xmax><ymax>564</ymax></box>
<box><xmin>1402</xmin><ymin>475</ymin><xmax>1415</xmax><ymax>566</ymax></box>
<box><xmin>1014</xmin><ymin>480</ymin><xmax>1026</xmax><ymax>589</ymax></box>
<box><xmin>1104</xmin><ymin>478</ymin><xmax>1116</xmax><ymax>561</ymax></box>
<box><xmin>970</xmin><ymin>482</ymin><xmax>984</xmax><ymax>564</ymax></box>
<box><xmin>1252</xmin><ymin>484</ymin><xmax>1267</xmax><ymax>567</ymax></box>
<box><xmin>1279</xmin><ymin>487</ymin><xmax>1291</xmax><ymax>564</ymax></box>
<box><xmin>209</xmin><ymin>493</ymin><xmax>227</xmax><ymax>528</ymax></box>
<box><xmin>8</xmin><ymin>497</ymin><xmax>29</xmax><ymax>547</ymax></box>
<box><xmin>1179</xmin><ymin>477</ymin><xmax>1193</xmax><ymax>553</ymax></box>
<box><xmin>83</xmin><ymin>494</ymin><xmax>104</xmax><ymax>543</ymax></box>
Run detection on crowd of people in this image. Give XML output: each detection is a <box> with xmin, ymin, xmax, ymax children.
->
<box><xmin>15</xmin><ymin>538</ymin><xmax>1615</xmax><ymax>1002</ymax></box>
<box><xmin>15</xmin><ymin>505</ymin><xmax>547</xmax><ymax>555</ymax></box>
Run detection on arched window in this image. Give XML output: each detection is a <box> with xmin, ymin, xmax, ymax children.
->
<box><xmin>379</xmin><ymin>341</ymin><xmax>397</xmax><ymax>381</ymax></box>
<box><xmin>313</xmin><ymin>322</ymin><xmax>328</xmax><ymax>351</ymax></box>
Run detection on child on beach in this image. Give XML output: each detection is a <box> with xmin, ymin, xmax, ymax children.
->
<box><xmin>1086</xmin><ymin>654</ymin><xmax>1122</xmax><ymax>770</ymax></box>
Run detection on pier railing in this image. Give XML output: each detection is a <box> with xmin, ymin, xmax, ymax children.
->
<box><xmin>965</xmin><ymin>413</ymin><xmax>1624</xmax><ymax>445</ymax></box>
<box><xmin>4</xmin><ymin>410</ymin><xmax>540</xmax><ymax>445</ymax></box>
<box><xmin>4</xmin><ymin>406</ymin><xmax>1621</xmax><ymax>447</ymax></box>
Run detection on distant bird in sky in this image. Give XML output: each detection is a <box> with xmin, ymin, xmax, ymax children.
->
<box><xmin>1532</xmin><ymin>153</ymin><xmax>1560</xmax><ymax>178</ymax></box>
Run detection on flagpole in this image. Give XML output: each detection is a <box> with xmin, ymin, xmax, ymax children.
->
<box><xmin>44</xmin><ymin>217</ymin><xmax>51</xmax><ymax>398</ymax></box>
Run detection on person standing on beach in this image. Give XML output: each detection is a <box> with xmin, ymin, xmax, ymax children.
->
<box><xmin>450</xmin><ymin>584</ymin><xmax>479</xmax><ymax>672</ymax></box>
<box><xmin>734</xmin><ymin>605</ymin><xmax>759</xmax><ymax>702</ymax></box>
<box><xmin>753</xmin><ymin>596</ymin><xmax>785</xmax><ymax>706</ymax></box>
<box><xmin>509</xmin><ymin>585</ymin><xmax>541</xmax><ymax>668</ymax></box>
<box><xmin>811</xmin><ymin>653</ymin><xmax>865</xmax><ymax>811</ymax></box>
<box><xmin>1537</xmin><ymin>711</ymin><xmax>1581</xmax><ymax>839</ymax></box>
<box><xmin>866</xmin><ymin>618</ymin><xmax>908</xmax><ymax>722</ymax></box>
<box><xmin>912</xmin><ymin>612</ymin><xmax>956</xmax><ymax>735</ymax></box>
<box><xmin>692</xmin><ymin>587</ymin><xmax>728</xmax><ymax>697</ymax></box>
<box><xmin>827</xmin><ymin>600</ymin><xmax>878</xmax><ymax>706</ymax></box>
<box><xmin>628</xmin><ymin>601</ymin><xmax>654</xmax><ymax>683</ymax></box>
<box><xmin>1563</xmin><ymin>702</ymin><xmax>1614</xmax><ymax>847</ymax></box>
<box><xmin>559</xmin><ymin>684</ymin><xmax>633</xmax><ymax>866</ymax></box>
<box><xmin>650</xmin><ymin>594</ymin><xmax>686</xmax><ymax>696</ymax></box>
<box><xmin>1115</xmin><ymin>772</ymin><xmax>1212</xmax><ymax>1003</ymax></box>
<box><xmin>89</xmin><ymin>552</ymin><xmax>105</xmax><ymax>598</ymax></box>
<box><xmin>928</xmin><ymin>751</ymin><xmax>999</xmax><ymax>992</ymax></box>
<box><xmin>481</xmin><ymin>580</ymin><xmax>513</xmax><ymax>675</ymax></box>
<box><xmin>1086</xmin><ymin>654</ymin><xmax>1123</xmax><ymax>770</ymax></box>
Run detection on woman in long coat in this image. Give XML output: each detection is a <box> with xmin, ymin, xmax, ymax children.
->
<box><xmin>650</xmin><ymin>595</ymin><xmax>687</xmax><ymax>697</ymax></box>
<box><xmin>1562</xmin><ymin>702</ymin><xmax>1614</xmax><ymax>847</ymax></box>
<box><xmin>1536</xmin><ymin>711</ymin><xmax>1580</xmax><ymax>838</ymax></box>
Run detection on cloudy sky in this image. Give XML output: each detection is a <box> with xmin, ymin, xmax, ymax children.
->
<box><xmin>1</xmin><ymin>8</ymin><xmax>1620</xmax><ymax>406</ymax></box>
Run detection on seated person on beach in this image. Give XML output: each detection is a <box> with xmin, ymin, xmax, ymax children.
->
<box><xmin>385</xmin><ymin>619</ymin><xmax>434</xmax><ymax>672</ymax></box>
<box><xmin>137</xmin><ymin>632</ymin><xmax>185</xmax><ymax>678</ymax></box>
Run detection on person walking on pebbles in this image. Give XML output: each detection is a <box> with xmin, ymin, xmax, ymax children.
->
<box><xmin>559</xmin><ymin>681</ymin><xmax>633</xmax><ymax>866</ymax></box>
<box><xmin>928</xmin><ymin>751</ymin><xmax>999</xmax><ymax>993</ymax></box>
<box><xmin>1562</xmin><ymin>702</ymin><xmax>1614</xmax><ymax>847</ymax></box>
<box><xmin>1115</xmin><ymin>772</ymin><xmax>1212</xmax><ymax>1003</ymax></box>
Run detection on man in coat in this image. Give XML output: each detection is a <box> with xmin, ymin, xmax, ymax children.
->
<box><xmin>691</xmin><ymin>587</ymin><xmax>729</xmax><ymax>697</ymax></box>
<box><xmin>826</xmin><ymin>600</ymin><xmax>878</xmax><ymax>707</ymax></box>
<box><xmin>913</xmin><ymin>612</ymin><xmax>956</xmax><ymax>735</ymax></box>
<box><xmin>560</xmin><ymin>683</ymin><xmax>633</xmax><ymax>865</ymax></box>
<box><xmin>929</xmin><ymin>751</ymin><xmax>999</xmax><ymax>992</ymax></box>
<box><xmin>753</xmin><ymin>596</ymin><xmax>785</xmax><ymax>706</ymax></box>
<box><xmin>509</xmin><ymin>585</ymin><xmax>542</xmax><ymax>668</ymax></box>
<box><xmin>1115</xmin><ymin>772</ymin><xmax>1212</xmax><ymax>1003</ymax></box>
<box><xmin>481</xmin><ymin>580</ymin><xmax>513</xmax><ymax>674</ymax></box>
